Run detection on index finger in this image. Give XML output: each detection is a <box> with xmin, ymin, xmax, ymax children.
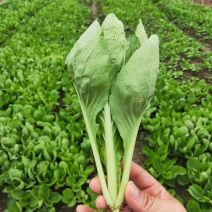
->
<box><xmin>89</xmin><ymin>177</ymin><xmax>102</xmax><ymax>195</ymax></box>
<box><xmin>90</xmin><ymin>162</ymin><xmax>161</xmax><ymax>192</ymax></box>
<box><xmin>129</xmin><ymin>162</ymin><xmax>162</xmax><ymax>190</ymax></box>
<box><xmin>128</xmin><ymin>162</ymin><xmax>174</xmax><ymax>199</ymax></box>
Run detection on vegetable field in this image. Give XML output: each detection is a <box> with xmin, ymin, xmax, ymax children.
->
<box><xmin>0</xmin><ymin>0</ymin><xmax>212</xmax><ymax>211</ymax></box>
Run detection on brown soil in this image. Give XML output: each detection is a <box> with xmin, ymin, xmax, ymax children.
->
<box><xmin>190</xmin><ymin>0</ymin><xmax>212</xmax><ymax>6</ymax></box>
<box><xmin>133</xmin><ymin>132</ymin><xmax>149</xmax><ymax>165</ymax></box>
<box><xmin>158</xmin><ymin>4</ymin><xmax>212</xmax><ymax>52</ymax></box>
<box><xmin>54</xmin><ymin>204</ymin><xmax>76</xmax><ymax>212</ymax></box>
<box><xmin>54</xmin><ymin>90</ymin><xmax>65</xmax><ymax>113</ymax></box>
<box><xmin>183</xmin><ymin>70</ymin><xmax>212</xmax><ymax>83</ymax></box>
<box><xmin>175</xmin><ymin>184</ymin><xmax>190</xmax><ymax>205</ymax></box>
<box><xmin>202</xmin><ymin>44</ymin><xmax>212</xmax><ymax>53</ymax></box>
<box><xmin>0</xmin><ymin>191</ymin><xmax>8</xmax><ymax>211</ymax></box>
<box><xmin>183</xmin><ymin>28</ymin><xmax>212</xmax><ymax>53</ymax></box>
<box><xmin>91</xmin><ymin>0</ymin><xmax>98</xmax><ymax>21</ymax></box>
<box><xmin>189</xmin><ymin>57</ymin><xmax>204</xmax><ymax>65</ymax></box>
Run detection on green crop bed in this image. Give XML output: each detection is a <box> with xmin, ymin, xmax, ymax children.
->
<box><xmin>154</xmin><ymin>0</ymin><xmax>212</xmax><ymax>44</ymax></box>
<box><xmin>0</xmin><ymin>0</ymin><xmax>57</xmax><ymax>46</ymax></box>
<box><xmin>0</xmin><ymin>0</ymin><xmax>212</xmax><ymax>211</ymax></box>
<box><xmin>0</xmin><ymin>0</ymin><xmax>97</xmax><ymax>211</ymax></box>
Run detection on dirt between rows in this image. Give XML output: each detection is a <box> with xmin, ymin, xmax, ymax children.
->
<box><xmin>0</xmin><ymin>191</ymin><xmax>7</xmax><ymax>211</ymax></box>
<box><xmin>190</xmin><ymin>0</ymin><xmax>212</xmax><ymax>6</ymax></box>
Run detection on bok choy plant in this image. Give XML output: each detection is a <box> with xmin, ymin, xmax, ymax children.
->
<box><xmin>66</xmin><ymin>14</ymin><xmax>159</xmax><ymax>212</ymax></box>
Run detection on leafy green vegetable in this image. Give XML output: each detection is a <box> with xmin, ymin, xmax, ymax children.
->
<box><xmin>66</xmin><ymin>13</ymin><xmax>159</xmax><ymax>211</ymax></box>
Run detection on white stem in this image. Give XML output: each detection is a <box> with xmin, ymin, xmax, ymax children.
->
<box><xmin>104</xmin><ymin>102</ymin><xmax>117</xmax><ymax>204</ymax></box>
<box><xmin>114</xmin><ymin>126</ymin><xmax>139</xmax><ymax>208</ymax></box>
<box><xmin>80</xmin><ymin>102</ymin><xmax>113</xmax><ymax>207</ymax></box>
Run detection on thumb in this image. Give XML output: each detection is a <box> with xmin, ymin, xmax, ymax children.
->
<box><xmin>125</xmin><ymin>181</ymin><xmax>184</xmax><ymax>212</ymax></box>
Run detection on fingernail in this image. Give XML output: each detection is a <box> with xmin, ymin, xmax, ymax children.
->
<box><xmin>129</xmin><ymin>182</ymin><xmax>139</xmax><ymax>198</ymax></box>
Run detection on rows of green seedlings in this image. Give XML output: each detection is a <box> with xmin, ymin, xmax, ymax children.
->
<box><xmin>100</xmin><ymin>0</ymin><xmax>212</xmax><ymax>211</ymax></box>
<box><xmin>0</xmin><ymin>0</ymin><xmax>56</xmax><ymax>46</ymax></box>
<box><xmin>0</xmin><ymin>0</ymin><xmax>97</xmax><ymax>211</ymax></box>
<box><xmin>153</xmin><ymin>0</ymin><xmax>212</xmax><ymax>44</ymax></box>
<box><xmin>101</xmin><ymin>1</ymin><xmax>212</xmax><ymax>75</ymax></box>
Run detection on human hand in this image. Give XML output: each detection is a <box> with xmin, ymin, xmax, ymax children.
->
<box><xmin>76</xmin><ymin>162</ymin><xmax>187</xmax><ymax>212</ymax></box>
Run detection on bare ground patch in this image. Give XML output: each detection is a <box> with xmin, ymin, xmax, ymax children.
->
<box><xmin>157</xmin><ymin>4</ymin><xmax>212</xmax><ymax>52</ymax></box>
<box><xmin>133</xmin><ymin>132</ymin><xmax>149</xmax><ymax>165</ymax></box>
<box><xmin>175</xmin><ymin>184</ymin><xmax>190</xmax><ymax>205</ymax></box>
<box><xmin>0</xmin><ymin>191</ymin><xmax>8</xmax><ymax>211</ymax></box>
<box><xmin>183</xmin><ymin>28</ymin><xmax>212</xmax><ymax>53</ymax></box>
<box><xmin>91</xmin><ymin>0</ymin><xmax>98</xmax><ymax>21</ymax></box>
<box><xmin>190</xmin><ymin>0</ymin><xmax>212</xmax><ymax>7</ymax></box>
<box><xmin>54</xmin><ymin>89</ymin><xmax>65</xmax><ymax>113</ymax></box>
<box><xmin>183</xmin><ymin>70</ymin><xmax>212</xmax><ymax>84</ymax></box>
<box><xmin>54</xmin><ymin>203</ymin><xmax>76</xmax><ymax>212</ymax></box>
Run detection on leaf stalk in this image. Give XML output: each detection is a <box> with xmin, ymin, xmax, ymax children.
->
<box><xmin>104</xmin><ymin>102</ymin><xmax>117</xmax><ymax>204</ymax></box>
<box><xmin>114</xmin><ymin>125</ymin><xmax>140</xmax><ymax>208</ymax></box>
<box><xmin>79</xmin><ymin>100</ymin><xmax>113</xmax><ymax>207</ymax></box>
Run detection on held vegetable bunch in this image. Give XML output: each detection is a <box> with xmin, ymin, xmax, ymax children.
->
<box><xmin>66</xmin><ymin>14</ymin><xmax>159</xmax><ymax>212</ymax></box>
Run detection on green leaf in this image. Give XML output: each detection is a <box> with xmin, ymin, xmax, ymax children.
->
<box><xmin>66</xmin><ymin>20</ymin><xmax>111</xmax><ymax>137</ymax></box>
<box><xmin>66</xmin><ymin>175</ymin><xmax>76</xmax><ymax>186</ymax></box>
<box><xmin>9</xmin><ymin>119</ymin><xmax>22</xmax><ymax>129</ymax></box>
<box><xmin>110</xmin><ymin>35</ymin><xmax>159</xmax><ymax>151</ymax></box>
<box><xmin>175</xmin><ymin>126</ymin><xmax>189</xmax><ymax>137</ymax></box>
<box><xmin>67</xmin><ymin>198</ymin><xmax>76</xmax><ymax>208</ymax></box>
<box><xmin>187</xmin><ymin>158</ymin><xmax>202</xmax><ymax>171</ymax></box>
<box><xmin>157</xmin><ymin>145</ymin><xmax>169</xmax><ymax>160</ymax></box>
<box><xmin>7</xmin><ymin>198</ymin><xmax>22</xmax><ymax>212</ymax></box>
<box><xmin>66</xmin><ymin>18</ymin><xmax>113</xmax><ymax>206</ymax></box>
<box><xmin>59</xmin><ymin>161</ymin><xmax>68</xmax><ymax>171</ymax></box>
<box><xmin>102</xmin><ymin>13</ymin><xmax>128</xmax><ymax>81</ymax></box>
<box><xmin>177</xmin><ymin>175</ymin><xmax>190</xmax><ymax>186</ymax></box>
<box><xmin>30</xmin><ymin>195</ymin><xmax>40</xmax><ymax>208</ymax></box>
<box><xmin>126</xmin><ymin>20</ymin><xmax>148</xmax><ymax>62</ymax></box>
<box><xmin>19</xmin><ymin>194</ymin><xmax>32</xmax><ymax>207</ymax></box>
<box><xmin>49</xmin><ymin>192</ymin><xmax>61</xmax><ymax>203</ymax></box>
<box><xmin>162</xmin><ymin>171</ymin><xmax>173</xmax><ymax>179</ymax></box>
<box><xmin>38</xmin><ymin>184</ymin><xmax>50</xmax><ymax>199</ymax></box>
<box><xmin>77</xmin><ymin>177</ymin><xmax>87</xmax><ymax>188</ymax></box>
<box><xmin>171</xmin><ymin>166</ymin><xmax>186</xmax><ymax>176</ymax></box>
<box><xmin>164</xmin><ymin>159</ymin><xmax>176</xmax><ymax>171</ymax></box>
<box><xmin>10</xmin><ymin>189</ymin><xmax>25</xmax><ymax>200</ymax></box>
<box><xmin>84</xmin><ymin>165</ymin><xmax>95</xmax><ymax>175</ymax></box>
<box><xmin>186</xmin><ymin>136</ymin><xmax>196</xmax><ymax>149</ymax></box>
<box><xmin>184</xmin><ymin>120</ymin><xmax>194</xmax><ymax>130</ymax></box>
<box><xmin>75</xmin><ymin>155</ymin><xmax>85</xmax><ymax>164</ymax></box>
<box><xmin>1</xmin><ymin>137</ymin><xmax>16</xmax><ymax>150</ymax></box>
<box><xmin>142</xmin><ymin>146</ymin><xmax>154</xmax><ymax>157</ymax></box>
<box><xmin>135</xmin><ymin>20</ymin><xmax>148</xmax><ymax>45</ymax></box>
<box><xmin>188</xmin><ymin>184</ymin><xmax>205</xmax><ymax>202</ymax></box>
<box><xmin>8</xmin><ymin>169</ymin><xmax>23</xmax><ymax>179</ymax></box>
<box><xmin>186</xmin><ymin>200</ymin><xmax>202</xmax><ymax>212</ymax></box>
<box><xmin>62</xmin><ymin>188</ymin><xmax>74</xmax><ymax>203</ymax></box>
<box><xmin>70</xmin><ymin>163</ymin><xmax>79</xmax><ymax>176</ymax></box>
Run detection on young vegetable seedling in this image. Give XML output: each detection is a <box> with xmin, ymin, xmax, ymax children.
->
<box><xmin>66</xmin><ymin>14</ymin><xmax>159</xmax><ymax>212</ymax></box>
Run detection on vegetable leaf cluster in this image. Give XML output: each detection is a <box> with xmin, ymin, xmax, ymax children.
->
<box><xmin>66</xmin><ymin>13</ymin><xmax>159</xmax><ymax>210</ymax></box>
